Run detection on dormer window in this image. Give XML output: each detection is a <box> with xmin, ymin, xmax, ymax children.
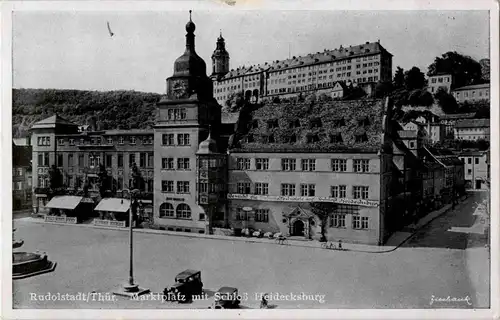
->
<box><xmin>58</xmin><ymin>138</ymin><xmax>65</xmax><ymax>146</ymax></box>
<box><xmin>289</xmin><ymin>119</ymin><xmax>301</xmax><ymax>128</ymax></box>
<box><xmin>263</xmin><ymin>134</ymin><xmax>275</xmax><ymax>143</ymax></box>
<box><xmin>267</xmin><ymin>119</ymin><xmax>279</xmax><ymax>129</ymax></box>
<box><xmin>333</xmin><ymin>118</ymin><xmax>346</xmax><ymax>127</ymax></box>
<box><xmin>357</xmin><ymin>116</ymin><xmax>370</xmax><ymax>127</ymax></box>
<box><xmin>355</xmin><ymin>133</ymin><xmax>368</xmax><ymax>143</ymax></box>
<box><xmin>306</xmin><ymin>133</ymin><xmax>320</xmax><ymax>143</ymax></box>
<box><xmin>119</xmin><ymin>137</ymin><xmax>124</xmax><ymax>145</ymax></box>
<box><xmin>107</xmin><ymin>137</ymin><xmax>113</xmax><ymax>144</ymax></box>
<box><xmin>96</xmin><ymin>137</ymin><xmax>102</xmax><ymax>144</ymax></box>
<box><xmin>130</xmin><ymin>136</ymin><xmax>136</xmax><ymax>145</ymax></box>
<box><xmin>79</xmin><ymin>138</ymin><xmax>84</xmax><ymax>145</ymax></box>
<box><xmin>310</xmin><ymin>118</ymin><xmax>322</xmax><ymax>129</ymax></box>
<box><xmin>330</xmin><ymin>133</ymin><xmax>343</xmax><ymax>143</ymax></box>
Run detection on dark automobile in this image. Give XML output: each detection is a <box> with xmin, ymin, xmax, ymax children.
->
<box><xmin>163</xmin><ymin>269</ymin><xmax>203</xmax><ymax>303</ymax></box>
<box><xmin>213</xmin><ymin>286</ymin><xmax>241</xmax><ymax>309</ymax></box>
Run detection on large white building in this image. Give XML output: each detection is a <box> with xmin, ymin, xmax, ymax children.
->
<box><xmin>211</xmin><ymin>38</ymin><xmax>393</xmax><ymax>106</ymax></box>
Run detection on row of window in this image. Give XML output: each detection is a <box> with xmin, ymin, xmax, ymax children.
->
<box><xmin>461</xmin><ymin>157</ymin><xmax>481</xmax><ymax>165</ymax></box>
<box><xmin>162</xmin><ymin>133</ymin><xmax>190</xmax><ymax>146</ymax></box>
<box><xmin>57</xmin><ymin>136</ymin><xmax>154</xmax><ymax>147</ymax></box>
<box><xmin>37</xmin><ymin>136</ymin><xmax>51</xmax><ymax>146</ymax></box>
<box><xmin>159</xmin><ymin>203</ymin><xmax>192</xmax><ymax>219</ymax></box>
<box><xmin>161</xmin><ymin>158</ymin><xmax>191</xmax><ymax>170</ymax></box>
<box><xmin>236</xmin><ymin>208</ymin><xmax>269</xmax><ymax>222</ymax></box>
<box><xmin>330</xmin><ymin>215</ymin><xmax>369</xmax><ymax>230</ymax></box>
<box><xmin>234</xmin><ymin>207</ymin><xmax>369</xmax><ymax>229</ymax></box>
<box><xmin>161</xmin><ymin>180</ymin><xmax>190</xmax><ymax>193</ymax></box>
<box><xmin>234</xmin><ymin>182</ymin><xmax>369</xmax><ymax>199</ymax></box>
<box><xmin>235</xmin><ymin>158</ymin><xmax>370</xmax><ymax>173</ymax></box>
<box><xmin>453</xmin><ymin>90</ymin><xmax>489</xmax><ymax>98</ymax></box>
<box><xmin>38</xmin><ymin>152</ymin><xmax>154</xmax><ymax>168</ymax></box>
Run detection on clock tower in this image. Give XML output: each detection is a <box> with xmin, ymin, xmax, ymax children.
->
<box><xmin>154</xmin><ymin>11</ymin><xmax>223</xmax><ymax>234</ymax></box>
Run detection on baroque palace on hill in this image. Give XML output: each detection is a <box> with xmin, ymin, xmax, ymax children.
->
<box><xmin>210</xmin><ymin>32</ymin><xmax>393</xmax><ymax>105</ymax></box>
<box><xmin>29</xmin><ymin>12</ymin><xmax>464</xmax><ymax>245</ymax></box>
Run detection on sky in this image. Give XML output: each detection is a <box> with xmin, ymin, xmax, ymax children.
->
<box><xmin>12</xmin><ymin>10</ymin><xmax>490</xmax><ymax>94</ymax></box>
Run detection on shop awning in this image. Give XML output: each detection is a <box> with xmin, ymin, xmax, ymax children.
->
<box><xmin>95</xmin><ymin>198</ymin><xmax>131</xmax><ymax>213</ymax></box>
<box><xmin>45</xmin><ymin>196</ymin><xmax>83</xmax><ymax>210</ymax></box>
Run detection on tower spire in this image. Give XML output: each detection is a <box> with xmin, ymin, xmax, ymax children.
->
<box><xmin>189</xmin><ymin>10</ymin><xmax>192</xmax><ymax>22</ymax></box>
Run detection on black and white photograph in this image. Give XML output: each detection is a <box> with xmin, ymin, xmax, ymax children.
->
<box><xmin>1</xmin><ymin>1</ymin><xmax>498</xmax><ymax>319</ymax></box>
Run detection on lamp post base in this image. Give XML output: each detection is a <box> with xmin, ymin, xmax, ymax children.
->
<box><xmin>113</xmin><ymin>282</ymin><xmax>150</xmax><ymax>298</ymax></box>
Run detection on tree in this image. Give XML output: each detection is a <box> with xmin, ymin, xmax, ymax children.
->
<box><xmin>374</xmin><ymin>81</ymin><xmax>393</xmax><ymax>98</ymax></box>
<box><xmin>97</xmin><ymin>164</ymin><xmax>110</xmax><ymax>199</ymax></box>
<box><xmin>130</xmin><ymin>162</ymin><xmax>144</xmax><ymax>191</ymax></box>
<box><xmin>427</xmin><ymin>51</ymin><xmax>482</xmax><ymax>88</ymax></box>
<box><xmin>404</xmin><ymin>67</ymin><xmax>426</xmax><ymax>90</ymax></box>
<box><xmin>393</xmin><ymin>66</ymin><xmax>405</xmax><ymax>89</ymax></box>
<box><xmin>309</xmin><ymin>202</ymin><xmax>336</xmax><ymax>242</ymax></box>
<box><xmin>224</xmin><ymin>91</ymin><xmax>245</xmax><ymax>112</ymax></box>
<box><xmin>48</xmin><ymin>165</ymin><xmax>63</xmax><ymax>192</ymax></box>
<box><xmin>435</xmin><ymin>87</ymin><xmax>459</xmax><ymax>114</ymax></box>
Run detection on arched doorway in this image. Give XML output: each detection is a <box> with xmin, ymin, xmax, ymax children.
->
<box><xmin>292</xmin><ymin>220</ymin><xmax>305</xmax><ymax>236</ymax></box>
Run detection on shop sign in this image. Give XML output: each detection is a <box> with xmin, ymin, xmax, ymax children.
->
<box><xmin>227</xmin><ymin>194</ymin><xmax>379</xmax><ymax>207</ymax></box>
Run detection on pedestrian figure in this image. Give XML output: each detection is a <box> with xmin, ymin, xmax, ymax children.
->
<box><xmin>338</xmin><ymin>239</ymin><xmax>342</xmax><ymax>250</ymax></box>
<box><xmin>260</xmin><ymin>293</ymin><xmax>268</xmax><ymax>309</ymax></box>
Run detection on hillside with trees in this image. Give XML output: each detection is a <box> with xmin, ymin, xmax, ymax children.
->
<box><xmin>12</xmin><ymin>89</ymin><xmax>163</xmax><ymax>138</ymax></box>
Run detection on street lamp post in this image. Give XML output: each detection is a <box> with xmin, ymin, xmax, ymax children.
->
<box><xmin>113</xmin><ymin>188</ymin><xmax>149</xmax><ymax>297</ymax></box>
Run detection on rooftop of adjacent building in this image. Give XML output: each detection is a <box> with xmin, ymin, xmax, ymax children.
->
<box><xmin>30</xmin><ymin>114</ymin><xmax>79</xmax><ymax>130</ymax></box>
<box><xmin>454</xmin><ymin>118</ymin><xmax>490</xmax><ymax>128</ymax></box>
<box><xmin>218</xmin><ymin>41</ymin><xmax>391</xmax><ymax>81</ymax></box>
<box><xmin>452</xmin><ymin>83</ymin><xmax>490</xmax><ymax>91</ymax></box>
<box><xmin>13</xmin><ymin>143</ymin><xmax>32</xmax><ymax>167</ymax></box>
<box><xmin>456</xmin><ymin>150</ymin><xmax>489</xmax><ymax>157</ymax></box>
<box><xmin>438</xmin><ymin>113</ymin><xmax>477</xmax><ymax>120</ymax></box>
<box><xmin>231</xmin><ymin>98</ymin><xmax>389</xmax><ymax>153</ymax></box>
<box><xmin>423</xmin><ymin>146</ymin><xmax>464</xmax><ymax>166</ymax></box>
<box><xmin>30</xmin><ymin>114</ymin><xmax>155</xmax><ymax>136</ymax></box>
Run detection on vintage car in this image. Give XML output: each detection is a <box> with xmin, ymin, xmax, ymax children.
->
<box><xmin>163</xmin><ymin>269</ymin><xmax>203</xmax><ymax>303</ymax></box>
<box><xmin>213</xmin><ymin>286</ymin><xmax>241</xmax><ymax>309</ymax></box>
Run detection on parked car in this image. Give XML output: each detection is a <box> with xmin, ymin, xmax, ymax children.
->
<box><xmin>163</xmin><ymin>269</ymin><xmax>203</xmax><ymax>303</ymax></box>
<box><xmin>213</xmin><ymin>286</ymin><xmax>241</xmax><ymax>309</ymax></box>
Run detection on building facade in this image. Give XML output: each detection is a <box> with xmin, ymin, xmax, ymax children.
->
<box><xmin>226</xmin><ymin>98</ymin><xmax>398</xmax><ymax>245</ymax></box>
<box><xmin>438</xmin><ymin>113</ymin><xmax>476</xmax><ymax>138</ymax></box>
<box><xmin>13</xmin><ymin>143</ymin><xmax>32</xmax><ymax>210</ymax></box>
<box><xmin>30</xmin><ymin>115</ymin><xmax>154</xmax><ymax>216</ymax></box>
<box><xmin>153</xmin><ymin>12</ymin><xmax>223</xmax><ymax>234</ymax></box>
<box><xmin>454</xmin><ymin>119</ymin><xmax>490</xmax><ymax>141</ymax></box>
<box><xmin>452</xmin><ymin>83</ymin><xmax>490</xmax><ymax>103</ymax></box>
<box><xmin>211</xmin><ymin>39</ymin><xmax>393</xmax><ymax>106</ymax></box>
<box><xmin>427</xmin><ymin>74</ymin><xmax>453</xmax><ymax>94</ymax></box>
<box><xmin>458</xmin><ymin>151</ymin><xmax>489</xmax><ymax>190</ymax></box>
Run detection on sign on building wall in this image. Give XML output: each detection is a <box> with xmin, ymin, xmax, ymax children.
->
<box><xmin>227</xmin><ymin>194</ymin><xmax>379</xmax><ymax>207</ymax></box>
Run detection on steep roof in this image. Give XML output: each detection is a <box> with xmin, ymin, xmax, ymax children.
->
<box><xmin>424</xmin><ymin>146</ymin><xmax>463</xmax><ymax>167</ymax></box>
<box><xmin>233</xmin><ymin>98</ymin><xmax>389</xmax><ymax>152</ymax></box>
<box><xmin>453</xmin><ymin>83</ymin><xmax>490</xmax><ymax>91</ymax></box>
<box><xmin>455</xmin><ymin>119</ymin><xmax>490</xmax><ymax>128</ymax></box>
<box><xmin>439</xmin><ymin>113</ymin><xmax>476</xmax><ymax>120</ymax></box>
<box><xmin>31</xmin><ymin>115</ymin><xmax>78</xmax><ymax>129</ymax></box>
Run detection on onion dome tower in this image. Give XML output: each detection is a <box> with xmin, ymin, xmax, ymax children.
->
<box><xmin>211</xmin><ymin>31</ymin><xmax>230</xmax><ymax>79</ymax></box>
<box><xmin>154</xmin><ymin>11</ymin><xmax>224</xmax><ymax>236</ymax></box>
<box><xmin>161</xmin><ymin>10</ymin><xmax>217</xmax><ymax>102</ymax></box>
